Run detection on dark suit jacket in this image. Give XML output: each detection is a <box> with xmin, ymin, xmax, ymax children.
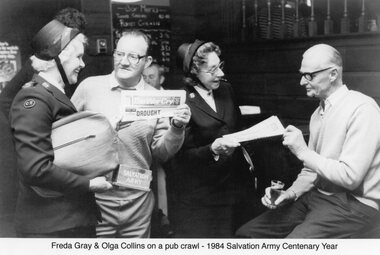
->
<box><xmin>167</xmin><ymin>81</ymin><xmax>249</xmax><ymax>206</ymax></box>
<box><xmin>10</xmin><ymin>75</ymin><xmax>98</xmax><ymax>234</ymax></box>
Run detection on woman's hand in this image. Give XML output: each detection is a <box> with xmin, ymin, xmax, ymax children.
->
<box><xmin>210</xmin><ymin>137</ymin><xmax>240</xmax><ymax>156</ymax></box>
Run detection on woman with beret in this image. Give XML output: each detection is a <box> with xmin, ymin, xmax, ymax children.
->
<box><xmin>166</xmin><ymin>40</ymin><xmax>253</xmax><ymax>237</ymax></box>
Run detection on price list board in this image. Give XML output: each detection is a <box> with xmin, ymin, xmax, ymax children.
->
<box><xmin>112</xmin><ymin>4</ymin><xmax>171</xmax><ymax>72</ymax></box>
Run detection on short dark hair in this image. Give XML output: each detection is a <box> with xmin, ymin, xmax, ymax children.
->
<box><xmin>54</xmin><ymin>7</ymin><xmax>87</xmax><ymax>33</ymax></box>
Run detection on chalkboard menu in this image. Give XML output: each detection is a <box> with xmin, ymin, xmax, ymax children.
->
<box><xmin>112</xmin><ymin>4</ymin><xmax>171</xmax><ymax>72</ymax></box>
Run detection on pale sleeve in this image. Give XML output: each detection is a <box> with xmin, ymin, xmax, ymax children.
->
<box><xmin>151</xmin><ymin>117</ymin><xmax>185</xmax><ymax>162</ymax></box>
<box><xmin>301</xmin><ymin>102</ymin><xmax>380</xmax><ymax>191</ymax></box>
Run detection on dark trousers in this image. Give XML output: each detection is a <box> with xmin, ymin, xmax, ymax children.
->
<box><xmin>236</xmin><ymin>190</ymin><xmax>378</xmax><ymax>238</ymax></box>
<box><xmin>171</xmin><ymin>204</ymin><xmax>235</xmax><ymax>238</ymax></box>
<box><xmin>17</xmin><ymin>226</ymin><xmax>96</xmax><ymax>238</ymax></box>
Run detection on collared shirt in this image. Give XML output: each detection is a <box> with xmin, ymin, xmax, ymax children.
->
<box><xmin>71</xmin><ymin>72</ymin><xmax>185</xmax><ymax>200</ymax></box>
<box><xmin>38</xmin><ymin>72</ymin><xmax>65</xmax><ymax>94</ymax></box>
<box><xmin>194</xmin><ymin>85</ymin><xmax>216</xmax><ymax>112</ymax></box>
<box><xmin>319</xmin><ymin>85</ymin><xmax>349</xmax><ymax>116</ymax></box>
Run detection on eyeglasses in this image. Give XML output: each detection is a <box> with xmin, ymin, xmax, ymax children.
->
<box><xmin>300</xmin><ymin>66</ymin><xmax>334</xmax><ymax>81</ymax></box>
<box><xmin>200</xmin><ymin>61</ymin><xmax>224</xmax><ymax>76</ymax></box>
<box><xmin>113</xmin><ymin>50</ymin><xmax>146</xmax><ymax>65</ymax></box>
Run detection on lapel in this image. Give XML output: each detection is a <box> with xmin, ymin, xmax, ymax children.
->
<box><xmin>187</xmin><ymin>86</ymin><xmax>225</xmax><ymax>122</ymax></box>
<box><xmin>33</xmin><ymin>75</ymin><xmax>77</xmax><ymax>112</ymax></box>
<box><xmin>213</xmin><ymin>87</ymin><xmax>225</xmax><ymax>119</ymax></box>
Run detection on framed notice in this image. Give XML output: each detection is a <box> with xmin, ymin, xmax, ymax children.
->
<box><xmin>112</xmin><ymin>3</ymin><xmax>171</xmax><ymax>72</ymax></box>
<box><xmin>0</xmin><ymin>41</ymin><xmax>21</xmax><ymax>93</ymax></box>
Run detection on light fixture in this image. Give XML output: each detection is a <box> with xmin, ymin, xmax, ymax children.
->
<box><xmin>111</xmin><ymin>0</ymin><xmax>142</xmax><ymax>3</ymax></box>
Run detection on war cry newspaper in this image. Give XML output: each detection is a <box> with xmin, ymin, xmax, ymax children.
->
<box><xmin>119</xmin><ymin>89</ymin><xmax>186</xmax><ymax>122</ymax></box>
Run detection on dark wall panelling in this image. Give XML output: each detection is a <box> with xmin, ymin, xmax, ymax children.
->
<box><xmin>265</xmin><ymin>74</ymin><xmax>305</xmax><ymax>96</ymax></box>
<box><xmin>228</xmin><ymin>74</ymin><xmax>267</xmax><ymax>95</ymax></box>
<box><xmin>79</xmin><ymin>0</ymin><xmax>113</xmax><ymax>81</ymax></box>
<box><xmin>345</xmin><ymin>72</ymin><xmax>380</xmax><ymax>104</ymax></box>
<box><xmin>344</xmin><ymin>46</ymin><xmax>380</xmax><ymax>71</ymax></box>
<box><xmin>0</xmin><ymin>0</ymin><xmax>81</xmax><ymax>63</ymax></box>
<box><xmin>222</xmin><ymin>33</ymin><xmax>380</xmax><ymax>125</ymax></box>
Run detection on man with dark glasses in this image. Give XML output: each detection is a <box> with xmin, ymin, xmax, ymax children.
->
<box><xmin>237</xmin><ymin>44</ymin><xmax>380</xmax><ymax>238</ymax></box>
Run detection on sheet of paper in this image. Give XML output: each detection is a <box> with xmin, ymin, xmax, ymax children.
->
<box><xmin>223</xmin><ymin>116</ymin><xmax>285</xmax><ymax>143</ymax></box>
<box><xmin>119</xmin><ymin>90</ymin><xmax>186</xmax><ymax>122</ymax></box>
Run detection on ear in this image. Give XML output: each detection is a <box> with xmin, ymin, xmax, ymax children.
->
<box><xmin>159</xmin><ymin>76</ymin><xmax>165</xmax><ymax>85</ymax></box>
<box><xmin>144</xmin><ymin>56</ymin><xmax>153</xmax><ymax>69</ymax></box>
<box><xmin>330</xmin><ymin>68</ymin><xmax>338</xmax><ymax>83</ymax></box>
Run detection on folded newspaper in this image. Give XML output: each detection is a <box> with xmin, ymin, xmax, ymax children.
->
<box><xmin>120</xmin><ymin>90</ymin><xmax>186</xmax><ymax>122</ymax></box>
<box><xmin>223</xmin><ymin>116</ymin><xmax>285</xmax><ymax>143</ymax></box>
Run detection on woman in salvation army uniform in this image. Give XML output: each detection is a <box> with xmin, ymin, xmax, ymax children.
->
<box><xmin>165</xmin><ymin>39</ymin><xmax>254</xmax><ymax>237</ymax></box>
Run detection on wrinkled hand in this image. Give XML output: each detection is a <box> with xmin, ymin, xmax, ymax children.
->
<box><xmin>89</xmin><ymin>176</ymin><xmax>112</xmax><ymax>193</ymax></box>
<box><xmin>211</xmin><ymin>137</ymin><xmax>240</xmax><ymax>156</ymax></box>
<box><xmin>261</xmin><ymin>187</ymin><xmax>295</xmax><ymax>209</ymax></box>
<box><xmin>172</xmin><ymin>104</ymin><xmax>191</xmax><ymax>127</ymax></box>
<box><xmin>282</xmin><ymin>125</ymin><xmax>308</xmax><ymax>160</ymax></box>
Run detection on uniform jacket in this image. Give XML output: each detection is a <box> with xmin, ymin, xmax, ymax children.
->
<box><xmin>167</xmin><ymin>81</ymin><xmax>249</xmax><ymax>206</ymax></box>
<box><xmin>10</xmin><ymin>74</ymin><xmax>98</xmax><ymax>234</ymax></box>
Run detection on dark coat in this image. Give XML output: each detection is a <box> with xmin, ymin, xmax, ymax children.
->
<box><xmin>166</xmin><ymin>81</ymin><xmax>252</xmax><ymax>236</ymax></box>
<box><xmin>10</xmin><ymin>75</ymin><xmax>98</xmax><ymax>234</ymax></box>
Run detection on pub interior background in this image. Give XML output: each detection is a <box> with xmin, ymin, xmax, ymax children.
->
<box><xmin>1</xmin><ymin>0</ymin><xmax>380</xmax><ymax>237</ymax></box>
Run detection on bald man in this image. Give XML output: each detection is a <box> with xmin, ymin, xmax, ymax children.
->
<box><xmin>142</xmin><ymin>63</ymin><xmax>165</xmax><ymax>90</ymax></box>
<box><xmin>236</xmin><ymin>44</ymin><xmax>380</xmax><ymax>238</ymax></box>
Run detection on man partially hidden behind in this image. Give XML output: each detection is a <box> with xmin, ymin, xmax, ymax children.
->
<box><xmin>9</xmin><ymin>20</ymin><xmax>111</xmax><ymax>238</ymax></box>
<box><xmin>236</xmin><ymin>44</ymin><xmax>380</xmax><ymax>238</ymax></box>
<box><xmin>143</xmin><ymin>63</ymin><xmax>166</xmax><ymax>90</ymax></box>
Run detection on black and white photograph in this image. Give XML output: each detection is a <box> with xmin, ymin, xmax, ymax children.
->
<box><xmin>1</xmin><ymin>0</ymin><xmax>380</xmax><ymax>254</ymax></box>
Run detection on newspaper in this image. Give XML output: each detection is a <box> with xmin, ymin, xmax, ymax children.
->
<box><xmin>223</xmin><ymin>116</ymin><xmax>285</xmax><ymax>143</ymax></box>
<box><xmin>119</xmin><ymin>90</ymin><xmax>186</xmax><ymax>122</ymax></box>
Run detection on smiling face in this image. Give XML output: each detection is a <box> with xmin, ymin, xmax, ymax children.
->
<box><xmin>196</xmin><ymin>52</ymin><xmax>224</xmax><ymax>90</ymax></box>
<box><xmin>60</xmin><ymin>36</ymin><xmax>85</xmax><ymax>85</ymax></box>
<box><xmin>114</xmin><ymin>34</ymin><xmax>152</xmax><ymax>88</ymax></box>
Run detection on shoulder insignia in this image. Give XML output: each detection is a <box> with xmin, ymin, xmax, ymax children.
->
<box><xmin>42</xmin><ymin>82</ymin><xmax>50</xmax><ymax>89</ymax></box>
<box><xmin>22</xmin><ymin>81</ymin><xmax>37</xmax><ymax>89</ymax></box>
<box><xmin>23</xmin><ymin>99</ymin><xmax>36</xmax><ymax>109</ymax></box>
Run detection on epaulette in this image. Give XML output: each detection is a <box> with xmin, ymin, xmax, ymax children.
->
<box><xmin>22</xmin><ymin>81</ymin><xmax>37</xmax><ymax>89</ymax></box>
<box><xmin>41</xmin><ymin>82</ymin><xmax>51</xmax><ymax>89</ymax></box>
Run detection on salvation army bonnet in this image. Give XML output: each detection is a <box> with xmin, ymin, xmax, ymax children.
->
<box><xmin>31</xmin><ymin>19</ymin><xmax>80</xmax><ymax>60</ymax></box>
<box><xmin>177</xmin><ymin>39</ymin><xmax>206</xmax><ymax>75</ymax></box>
